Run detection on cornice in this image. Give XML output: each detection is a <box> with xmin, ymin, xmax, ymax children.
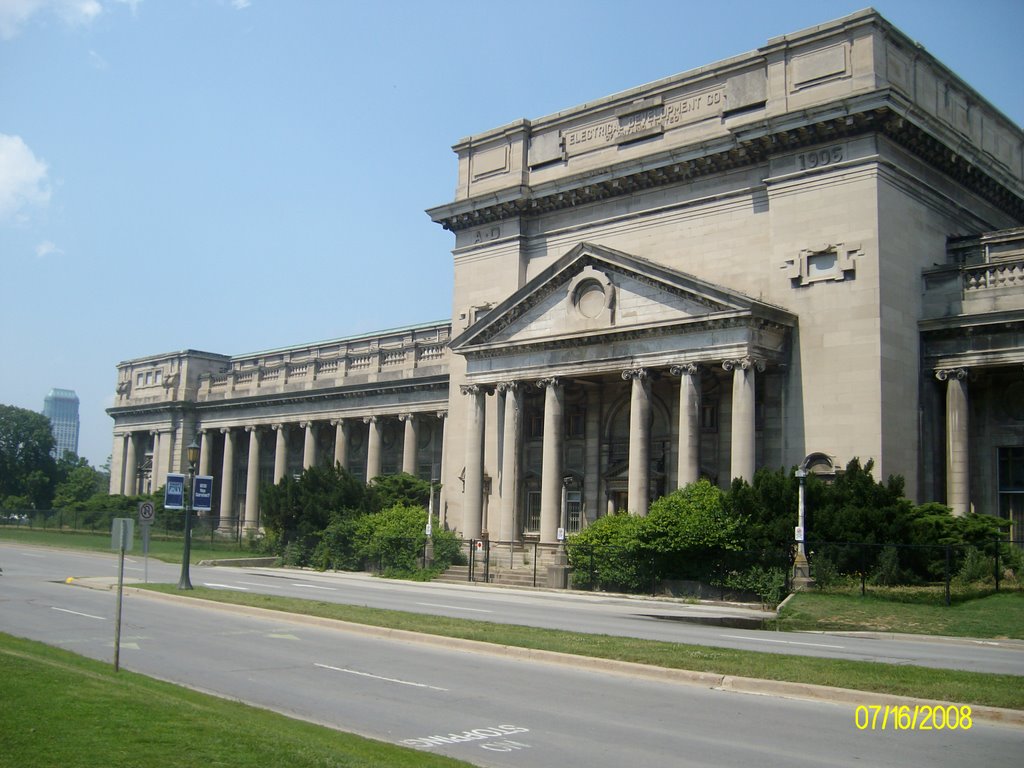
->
<box><xmin>429</xmin><ymin>100</ymin><xmax>1024</xmax><ymax>233</ymax></box>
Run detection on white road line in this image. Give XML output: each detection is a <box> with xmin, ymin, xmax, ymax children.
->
<box><xmin>21</xmin><ymin>552</ymin><xmax>45</xmax><ymax>558</ymax></box>
<box><xmin>295</xmin><ymin>584</ymin><xmax>336</xmax><ymax>591</ymax></box>
<box><xmin>416</xmin><ymin>602</ymin><xmax>493</xmax><ymax>613</ymax></box>
<box><xmin>204</xmin><ymin>583</ymin><xmax>249</xmax><ymax>590</ymax></box>
<box><xmin>237</xmin><ymin>581</ymin><xmax>284</xmax><ymax>588</ymax></box>
<box><xmin>52</xmin><ymin>607</ymin><xmax>105</xmax><ymax>620</ymax></box>
<box><xmin>314</xmin><ymin>663</ymin><xmax>448</xmax><ymax>691</ymax></box>
<box><xmin>720</xmin><ymin>634</ymin><xmax>845</xmax><ymax>649</ymax></box>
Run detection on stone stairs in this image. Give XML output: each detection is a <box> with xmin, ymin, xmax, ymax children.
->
<box><xmin>433</xmin><ymin>542</ymin><xmax>564</xmax><ymax>589</ymax></box>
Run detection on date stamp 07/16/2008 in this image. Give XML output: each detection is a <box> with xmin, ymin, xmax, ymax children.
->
<box><xmin>855</xmin><ymin>705</ymin><xmax>972</xmax><ymax>731</ymax></box>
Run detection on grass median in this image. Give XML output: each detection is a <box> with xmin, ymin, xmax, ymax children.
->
<box><xmin>0</xmin><ymin>632</ymin><xmax>472</xmax><ymax>768</ymax></box>
<box><xmin>140</xmin><ymin>584</ymin><xmax>1024</xmax><ymax>711</ymax></box>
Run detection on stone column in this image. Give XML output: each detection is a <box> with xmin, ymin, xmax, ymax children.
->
<box><xmin>218</xmin><ymin>428</ymin><xmax>236</xmax><ymax>532</ymax></box>
<box><xmin>937</xmin><ymin>368</ymin><xmax>969</xmax><ymax>516</ymax></box>
<box><xmin>333</xmin><ymin>418</ymin><xmax>349</xmax><ymax>470</ymax></box>
<box><xmin>623</xmin><ymin>368</ymin><xmax>651</xmax><ymax>516</ymax></box>
<box><xmin>497</xmin><ymin>382</ymin><xmax>522</xmax><ymax>542</ymax></box>
<box><xmin>461</xmin><ymin>386</ymin><xmax>488</xmax><ymax>540</ymax></box>
<box><xmin>538</xmin><ymin>377</ymin><xmax>564</xmax><ymax>543</ymax></box>
<box><xmin>302</xmin><ymin>421</ymin><xmax>317</xmax><ymax>470</ymax></box>
<box><xmin>365</xmin><ymin>416</ymin><xmax>382</xmax><ymax>481</ymax></box>
<box><xmin>124</xmin><ymin>433</ymin><xmax>137</xmax><ymax>495</ymax></box>
<box><xmin>671</xmin><ymin>363</ymin><xmax>701</xmax><ymax>488</ymax></box>
<box><xmin>244</xmin><ymin>427</ymin><xmax>261</xmax><ymax>531</ymax></box>
<box><xmin>150</xmin><ymin>430</ymin><xmax>162</xmax><ymax>491</ymax></box>
<box><xmin>198</xmin><ymin>430</ymin><xmax>211</xmax><ymax>478</ymax></box>
<box><xmin>401</xmin><ymin>414</ymin><xmax>419</xmax><ymax>476</ymax></box>
<box><xmin>584</xmin><ymin>387</ymin><xmax>601</xmax><ymax>528</ymax></box>
<box><xmin>437</xmin><ymin>410</ymin><xmax>448</xmax><ymax>529</ymax></box>
<box><xmin>724</xmin><ymin>357</ymin><xmax>762</xmax><ymax>483</ymax></box>
<box><xmin>273</xmin><ymin>424</ymin><xmax>288</xmax><ymax>483</ymax></box>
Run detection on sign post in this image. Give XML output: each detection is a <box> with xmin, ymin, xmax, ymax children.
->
<box><xmin>111</xmin><ymin>517</ymin><xmax>134</xmax><ymax>673</ymax></box>
<box><xmin>137</xmin><ymin>501</ymin><xmax>155</xmax><ymax>583</ymax></box>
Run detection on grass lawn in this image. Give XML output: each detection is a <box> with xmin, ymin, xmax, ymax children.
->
<box><xmin>142</xmin><ymin>584</ymin><xmax>1024</xmax><ymax>711</ymax></box>
<box><xmin>0</xmin><ymin>525</ymin><xmax>259</xmax><ymax>565</ymax></box>
<box><xmin>775</xmin><ymin>591</ymin><xmax>1024</xmax><ymax>639</ymax></box>
<box><xmin>0</xmin><ymin>632</ymin><xmax>472</xmax><ymax>768</ymax></box>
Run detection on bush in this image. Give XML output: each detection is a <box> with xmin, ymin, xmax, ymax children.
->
<box><xmin>356</xmin><ymin>504</ymin><xmax>429</xmax><ymax>577</ymax></box>
<box><xmin>717</xmin><ymin>565</ymin><xmax>788</xmax><ymax>607</ymax></box>
<box><xmin>567</xmin><ymin>513</ymin><xmax>650</xmax><ymax>592</ymax></box>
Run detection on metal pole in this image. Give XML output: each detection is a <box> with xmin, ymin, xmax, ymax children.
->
<box><xmin>178</xmin><ymin>465</ymin><xmax>195</xmax><ymax>590</ymax></box>
<box><xmin>114</xmin><ymin>535</ymin><xmax>125</xmax><ymax>672</ymax></box>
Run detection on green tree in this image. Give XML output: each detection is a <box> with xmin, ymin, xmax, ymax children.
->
<box><xmin>567</xmin><ymin>512</ymin><xmax>649</xmax><ymax>592</ymax></box>
<box><xmin>260</xmin><ymin>464</ymin><xmax>368</xmax><ymax>562</ymax></box>
<box><xmin>53</xmin><ymin>462</ymin><xmax>106</xmax><ymax>509</ymax></box>
<box><xmin>367</xmin><ymin>472</ymin><xmax>432</xmax><ymax>511</ymax></box>
<box><xmin>641</xmin><ymin>479</ymin><xmax>744</xmax><ymax>579</ymax></box>
<box><xmin>0</xmin><ymin>404</ymin><xmax>57</xmax><ymax>509</ymax></box>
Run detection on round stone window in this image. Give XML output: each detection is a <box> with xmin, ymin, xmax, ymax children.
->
<box><xmin>574</xmin><ymin>279</ymin><xmax>607</xmax><ymax>319</ymax></box>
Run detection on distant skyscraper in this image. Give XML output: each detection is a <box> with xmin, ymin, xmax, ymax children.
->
<box><xmin>44</xmin><ymin>388</ymin><xmax>80</xmax><ymax>460</ymax></box>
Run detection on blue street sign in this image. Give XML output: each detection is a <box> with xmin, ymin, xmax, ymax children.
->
<box><xmin>164</xmin><ymin>473</ymin><xmax>185</xmax><ymax>510</ymax></box>
<box><xmin>193</xmin><ymin>475</ymin><xmax>214</xmax><ymax>511</ymax></box>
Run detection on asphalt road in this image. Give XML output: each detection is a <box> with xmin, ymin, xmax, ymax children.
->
<box><xmin>2</xmin><ymin>542</ymin><xmax>1023</xmax><ymax>676</ymax></box>
<box><xmin>1</xmin><ymin>543</ymin><xmax>1021</xmax><ymax>768</ymax></box>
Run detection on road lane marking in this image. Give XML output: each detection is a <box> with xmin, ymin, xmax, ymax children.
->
<box><xmin>52</xmin><ymin>607</ymin><xmax>105</xmax><ymax>620</ymax></box>
<box><xmin>204</xmin><ymin>583</ymin><xmax>249</xmax><ymax>590</ymax></box>
<box><xmin>237</xmin><ymin>581</ymin><xmax>284</xmax><ymax>588</ymax></box>
<box><xmin>21</xmin><ymin>552</ymin><xmax>45</xmax><ymax>558</ymax></box>
<box><xmin>314</xmin><ymin>663</ymin><xmax>448</xmax><ymax>691</ymax></box>
<box><xmin>296</xmin><ymin>584</ymin><xmax>336</xmax><ymax>591</ymax></box>
<box><xmin>720</xmin><ymin>634</ymin><xmax>845</xmax><ymax>649</ymax></box>
<box><xmin>416</xmin><ymin>602</ymin><xmax>493</xmax><ymax>613</ymax></box>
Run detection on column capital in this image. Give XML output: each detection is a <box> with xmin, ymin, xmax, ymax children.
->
<box><xmin>220</xmin><ymin>427</ymin><xmax>233</xmax><ymax>435</ymax></box>
<box><xmin>936</xmin><ymin>367</ymin><xmax>968</xmax><ymax>382</ymax></box>
<box><xmin>460</xmin><ymin>383</ymin><xmax>494</xmax><ymax>396</ymax></box>
<box><xmin>399</xmin><ymin>413</ymin><xmax>415</xmax><ymax>423</ymax></box>
<box><xmin>436</xmin><ymin>410</ymin><xmax>448</xmax><ymax>420</ymax></box>
<box><xmin>331</xmin><ymin>417</ymin><xmax>345</xmax><ymax>427</ymax></box>
<box><xmin>363</xmin><ymin>415</ymin><xmax>378</xmax><ymax>424</ymax></box>
<box><xmin>670</xmin><ymin>363</ymin><xmax>700</xmax><ymax>377</ymax></box>
<box><xmin>723</xmin><ymin>357</ymin><xmax>765</xmax><ymax>373</ymax></box>
<box><xmin>621</xmin><ymin>368</ymin><xmax>648</xmax><ymax>381</ymax></box>
<box><xmin>272</xmin><ymin>423</ymin><xmax>285</xmax><ymax>432</ymax></box>
<box><xmin>245</xmin><ymin>425</ymin><xmax>260</xmax><ymax>434</ymax></box>
<box><xmin>535</xmin><ymin>376</ymin><xmax>561</xmax><ymax>389</ymax></box>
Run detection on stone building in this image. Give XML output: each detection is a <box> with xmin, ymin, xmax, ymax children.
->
<box><xmin>109</xmin><ymin>10</ymin><xmax>1024</xmax><ymax>547</ymax></box>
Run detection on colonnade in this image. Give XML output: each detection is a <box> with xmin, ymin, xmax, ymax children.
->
<box><xmin>112</xmin><ymin>411</ymin><xmax>446</xmax><ymax>532</ymax></box>
<box><xmin>460</xmin><ymin>357</ymin><xmax>765</xmax><ymax>544</ymax></box>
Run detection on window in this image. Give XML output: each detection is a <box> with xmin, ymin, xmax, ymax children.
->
<box><xmin>998</xmin><ymin>447</ymin><xmax>1024</xmax><ymax>544</ymax></box>
<box><xmin>525</xmin><ymin>491</ymin><xmax>541</xmax><ymax>533</ymax></box>
<box><xmin>701</xmin><ymin>401</ymin><xmax>718</xmax><ymax>432</ymax></box>
<box><xmin>137</xmin><ymin>373</ymin><xmax>144</xmax><ymax>387</ymax></box>
<box><xmin>154</xmin><ymin>371</ymin><xmax>162</xmax><ymax>385</ymax></box>
<box><xmin>566</xmin><ymin>490</ymin><xmax>582</xmax><ymax>533</ymax></box>
<box><xmin>145</xmin><ymin>372</ymin><xmax>153</xmax><ymax>385</ymax></box>
<box><xmin>566</xmin><ymin>408</ymin><xmax>585</xmax><ymax>438</ymax></box>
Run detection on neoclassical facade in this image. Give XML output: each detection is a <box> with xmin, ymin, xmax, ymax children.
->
<box><xmin>110</xmin><ymin>10</ymin><xmax>1024</xmax><ymax>546</ymax></box>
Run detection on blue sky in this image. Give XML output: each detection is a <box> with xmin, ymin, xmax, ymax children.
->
<box><xmin>2</xmin><ymin>0</ymin><xmax>1022</xmax><ymax>468</ymax></box>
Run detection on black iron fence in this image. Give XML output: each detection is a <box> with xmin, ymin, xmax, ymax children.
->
<box><xmin>806</xmin><ymin>538</ymin><xmax>1024</xmax><ymax>605</ymax></box>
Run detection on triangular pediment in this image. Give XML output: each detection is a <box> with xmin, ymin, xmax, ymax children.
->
<box><xmin>451</xmin><ymin>242</ymin><xmax>793</xmax><ymax>355</ymax></box>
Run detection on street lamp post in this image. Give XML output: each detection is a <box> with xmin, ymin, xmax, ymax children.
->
<box><xmin>177</xmin><ymin>439</ymin><xmax>200</xmax><ymax>590</ymax></box>
<box><xmin>792</xmin><ymin>462</ymin><xmax>815</xmax><ymax>591</ymax></box>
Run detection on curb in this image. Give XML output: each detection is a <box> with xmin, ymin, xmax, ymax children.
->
<box><xmin>108</xmin><ymin>584</ymin><xmax>1023</xmax><ymax>728</ymax></box>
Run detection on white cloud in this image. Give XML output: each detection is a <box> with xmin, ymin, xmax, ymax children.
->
<box><xmin>88</xmin><ymin>48</ymin><xmax>107</xmax><ymax>68</ymax></box>
<box><xmin>0</xmin><ymin>134</ymin><xmax>51</xmax><ymax>221</ymax></box>
<box><xmin>231</xmin><ymin>0</ymin><xmax>250</xmax><ymax>9</ymax></box>
<box><xmin>0</xmin><ymin>0</ymin><xmax>105</xmax><ymax>40</ymax></box>
<box><xmin>35</xmin><ymin>240</ymin><xmax>64</xmax><ymax>258</ymax></box>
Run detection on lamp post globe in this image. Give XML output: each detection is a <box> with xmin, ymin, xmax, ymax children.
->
<box><xmin>177</xmin><ymin>439</ymin><xmax>200</xmax><ymax>590</ymax></box>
